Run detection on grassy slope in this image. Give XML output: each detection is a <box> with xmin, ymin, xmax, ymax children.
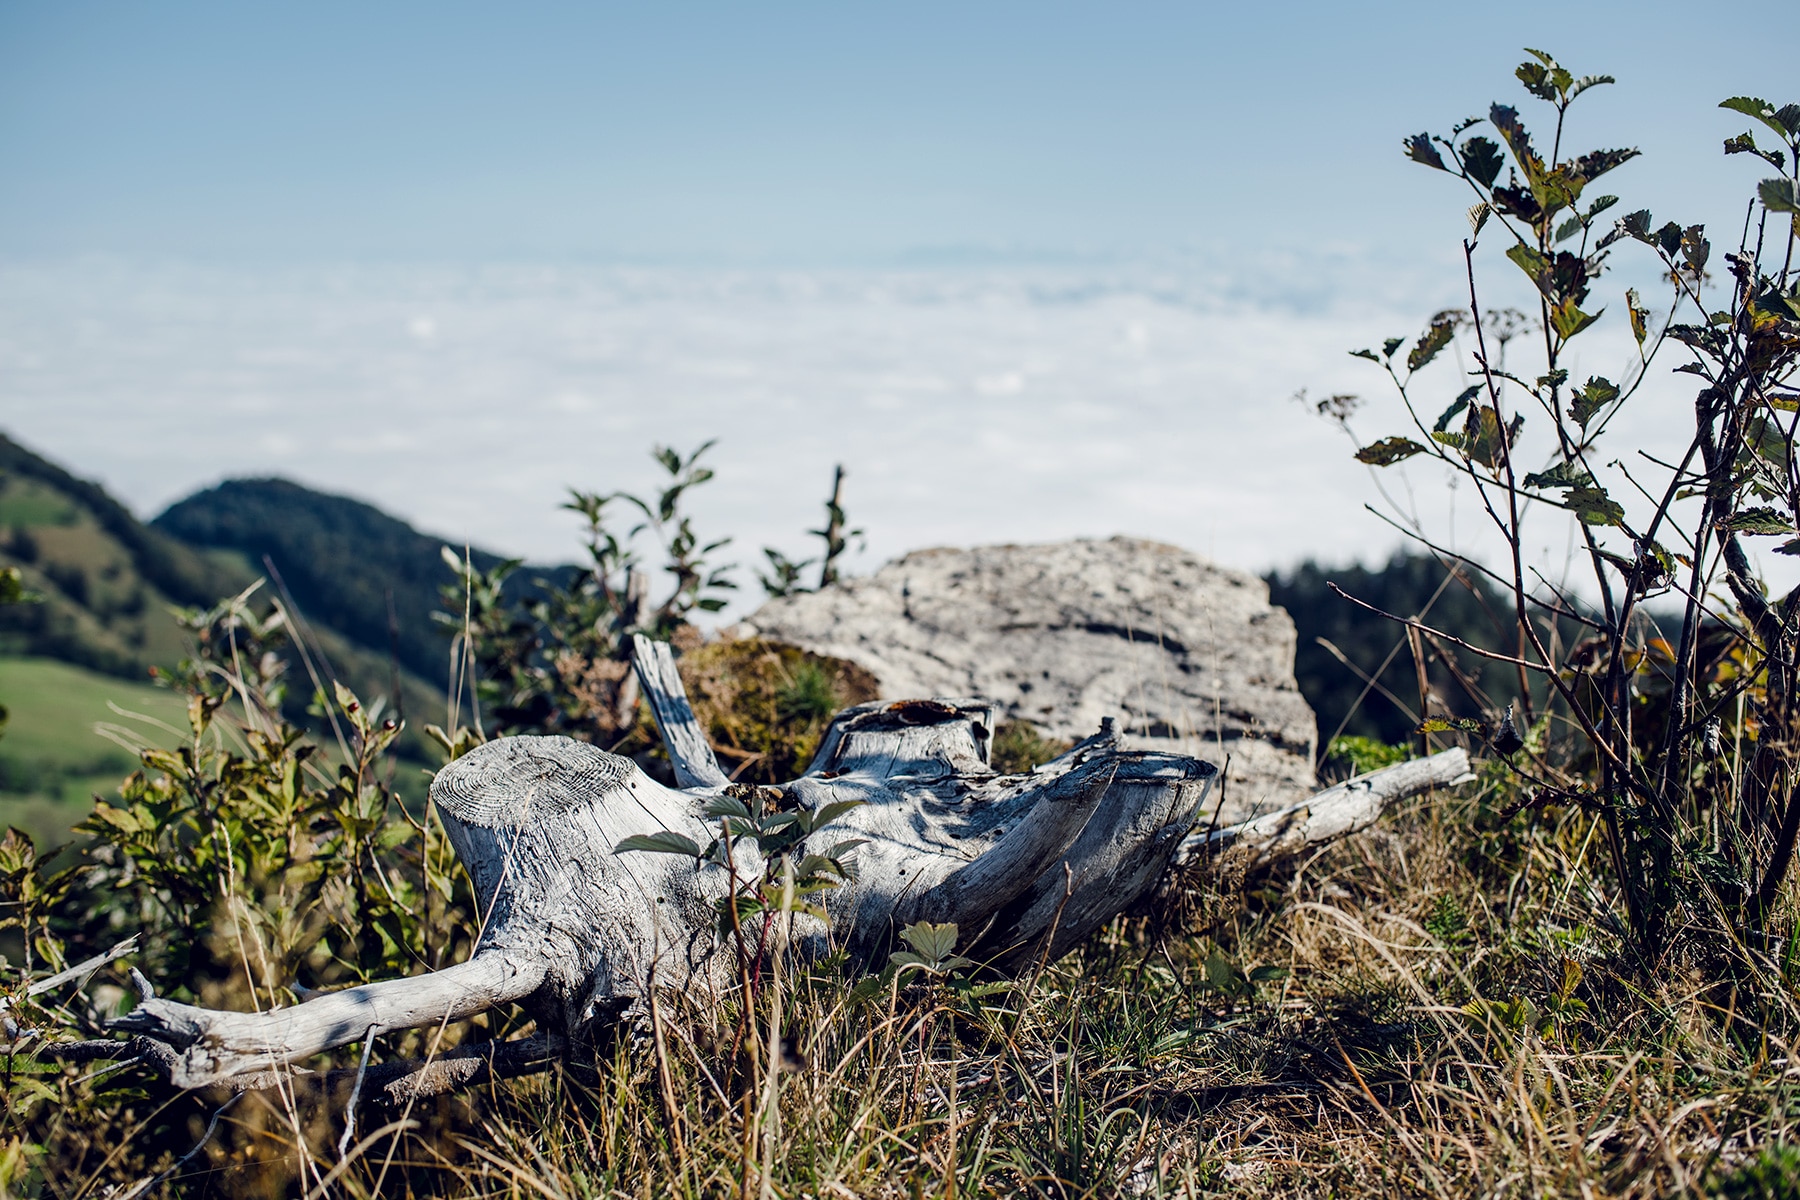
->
<box><xmin>0</xmin><ymin>435</ymin><xmax>453</xmax><ymax>769</ymax></box>
<box><xmin>43</xmin><ymin>767</ymin><xmax>1786</xmax><ymax>1198</ymax></box>
<box><xmin>0</xmin><ymin>656</ymin><xmax>186</xmax><ymax>845</ymax></box>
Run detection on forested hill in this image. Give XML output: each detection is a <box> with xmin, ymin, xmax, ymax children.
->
<box><xmin>0</xmin><ymin>435</ymin><xmax>449</xmax><ymax>749</ymax></box>
<box><xmin>153</xmin><ymin>479</ymin><xmax>516</xmax><ymax>683</ymax></box>
<box><xmin>1267</xmin><ymin>554</ymin><xmax>1521</xmax><ymax>750</ymax></box>
<box><xmin>0</xmin><ymin>433</ymin><xmax>250</xmax><ymax>675</ymax></box>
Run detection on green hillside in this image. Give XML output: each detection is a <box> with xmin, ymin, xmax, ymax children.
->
<box><xmin>0</xmin><ymin>433</ymin><xmax>452</xmax><ymax>771</ymax></box>
<box><xmin>0</xmin><ymin>439</ymin><xmax>243</xmax><ymax>675</ymax></box>
<box><xmin>0</xmin><ymin>656</ymin><xmax>187</xmax><ymax>846</ymax></box>
<box><xmin>153</xmin><ymin>478</ymin><xmax>517</xmax><ymax>684</ymax></box>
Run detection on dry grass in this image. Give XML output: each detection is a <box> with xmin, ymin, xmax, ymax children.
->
<box><xmin>42</xmin><ymin>768</ymin><xmax>1800</xmax><ymax>1199</ymax></box>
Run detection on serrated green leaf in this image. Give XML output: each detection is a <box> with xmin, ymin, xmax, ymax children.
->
<box><xmin>1355</xmin><ymin>437</ymin><xmax>1429</xmax><ymax>466</ymax></box>
<box><xmin>898</xmin><ymin>921</ymin><xmax>959</xmax><ymax>964</ymax></box>
<box><xmin>802</xmin><ymin>799</ymin><xmax>865</xmax><ymax>833</ymax></box>
<box><xmin>703</xmin><ymin>794</ymin><xmax>753</xmax><ymax>820</ymax></box>
<box><xmin>1405</xmin><ymin>133</ymin><xmax>1448</xmax><ymax>170</ymax></box>
<box><xmin>1571</xmin><ymin>376</ymin><xmax>1619</xmax><ymax>426</ymax></box>
<box><xmin>1522</xmin><ymin>461</ymin><xmax>1596</xmax><ymax>491</ymax></box>
<box><xmin>1434</xmin><ymin>386</ymin><xmax>1480</xmax><ymax>434</ymax></box>
<box><xmin>1760</xmin><ymin>178</ymin><xmax>1800</xmax><ymax>215</ymax></box>
<box><xmin>1507</xmin><ymin>243</ymin><xmax>1549</xmax><ymax>288</ymax></box>
<box><xmin>1719</xmin><ymin>507</ymin><xmax>1796</xmax><ymax>536</ymax></box>
<box><xmin>1550</xmin><ymin>299</ymin><xmax>1602</xmax><ymax>340</ymax></box>
<box><xmin>1566</xmin><ymin>485</ymin><xmax>1624</xmax><ymax>526</ymax></box>
<box><xmin>1461</xmin><ymin>137</ymin><xmax>1505</xmax><ymax>189</ymax></box>
<box><xmin>1488</xmin><ymin>105</ymin><xmax>1540</xmax><ymax>178</ymax></box>
<box><xmin>1568</xmin><ymin>74</ymin><xmax>1614</xmax><ymax>100</ymax></box>
<box><xmin>615</xmin><ymin>831</ymin><xmax>703</xmax><ymax>858</ymax></box>
<box><xmin>1516</xmin><ymin>60</ymin><xmax>1557</xmax><ymax>102</ymax></box>
<box><xmin>1721</xmin><ymin>96</ymin><xmax>1798</xmax><ymax>140</ymax></box>
<box><xmin>1407</xmin><ymin>319</ymin><xmax>1457</xmax><ymax>372</ymax></box>
<box><xmin>1382</xmin><ymin>336</ymin><xmax>1406</xmax><ymax>360</ymax></box>
<box><xmin>1466</xmin><ymin>201</ymin><xmax>1491</xmax><ymax>237</ymax></box>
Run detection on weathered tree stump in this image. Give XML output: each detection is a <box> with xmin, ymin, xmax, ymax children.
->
<box><xmin>107</xmin><ymin>636</ymin><xmax>1469</xmax><ymax>1093</ymax></box>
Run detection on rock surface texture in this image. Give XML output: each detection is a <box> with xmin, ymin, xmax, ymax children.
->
<box><xmin>743</xmin><ymin>537</ymin><xmax>1318</xmax><ymax>821</ymax></box>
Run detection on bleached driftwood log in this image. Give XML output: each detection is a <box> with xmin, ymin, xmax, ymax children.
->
<box><xmin>106</xmin><ymin>637</ymin><xmax>1469</xmax><ymax>1093</ymax></box>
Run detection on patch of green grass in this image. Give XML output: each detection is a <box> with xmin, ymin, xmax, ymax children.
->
<box><xmin>0</xmin><ymin>476</ymin><xmax>79</xmax><ymax>528</ymax></box>
<box><xmin>0</xmin><ymin>656</ymin><xmax>183</xmax><ymax>844</ymax></box>
<box><xmin>991</xmin><ymin>719</ymin><xmax>1073</xmax><ymax>773</ymax></box>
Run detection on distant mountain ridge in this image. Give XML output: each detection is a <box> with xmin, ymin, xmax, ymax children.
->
<box><xmin>153</xmin><ymin>478</ymin><xmax>515</xmax><ymax>684</ymax></box>
<box><xmin>0</xmin><ymin>433</ymin><xmax>456</xmax><ymax>761</ymax></box>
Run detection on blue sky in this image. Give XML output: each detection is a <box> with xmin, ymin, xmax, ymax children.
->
<box><xmin>2</xmin><ymin>1</ymin><xmax>1792</xmax><ymax>264</ymax></box>
<box><xmin>1</xmin><ymin>3</ymin><xmax>1797</xmax><ymax>597</ymax></box>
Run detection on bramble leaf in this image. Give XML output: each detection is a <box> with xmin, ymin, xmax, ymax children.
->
<box><xmin>1571</xmin><ymin>376</ymin><xmax>1619</xmax><ymax>426</ymax></box>
<box><xmin>1435</xmin><ymin>385</ymin><xmax>1480</xmax><ymax>433</ymax></box>
<box><xmin>1516</xmin><ymin>59</ymin><xmax>1558</xmax><ymax>103</ymax></box>
<box><xmin>1465</xmin><ymin>407</ymin><xmax>1520</xmax><ymax>469</ymax></box>
<box><xmin>1566</xmin><ymin>485</ymin><xmax>1624</xmax><ymax>526</ymax></box>
<box><xmin>1405</xmin><ymin>133</ymin><xmax>1448</xmax><ymax>170</ymax></box>
<box><xmin>898</xmin><ymin>921</ymin><xmax>960</xmax><ymax>964</ymax></box>
<box><xmin>1719</xmin><ymin>507</ymin><xmax>1796</xmax><ymax>536</ymax></box>
<box><xmin>1550</xmin><ymin>299</ymin><xmax>1602</xmax><ymax>340</ymax></box>
<box><xmin>1569</xmin><ymin>148</ymin><xmax>1639</xmax><ymax>187</ymax></box>
<box><xmin>1507</xmin><ymin>243</ymin><xmax>1549</xmax><ymax>288</ymax></box>
<box><xmin>1407</xmin><ymin>318</ymin><xmax>1457</xmax><ymax>371</ymax></box>
<box><xmin>1760</xmin><ymin>178</ymin><xmax>1800</xmax><ymax>215</ymax></box>
<box><xmin>1356</xmin><ymin>437</ymin><xmax>1429</xmax><ymax>466</ymax></box>
<box><xmin>1720</xmin><ymin>97</ymin><xmax>1800</xmax><ymax>140</ymax></box>
<box><xmin>1568</xmin><ymin>74</ymin><xmax>1614</xmax><ymax>101</ymax></box>
<box><xmin>615</xmin><ymin>831</ymin><xmax>704</xmax><ymax>858</ymax></box>
<box><xmin>1489</xmin><ymin>105</ymin><xmax>1540</xmax><ymax>177</ymax></box>
<box><xmin>1522</xmin><ymin>461</ymin><xmax>1595</xmax><ymax>490</ymax></box>
<box><xmin>1383</xmin><ymin>336</ymin><xmax>1406</xmax><ymax>359</ymax></box>
<box><xmin>704</xmin><ymin>794</ymin><xmax>754</xmax><ymax>820</ymax></box>
<box><xmin>1461</xmin><ymin>137</ymin><xmax>1505</xmax><ymax>188</ymax></box>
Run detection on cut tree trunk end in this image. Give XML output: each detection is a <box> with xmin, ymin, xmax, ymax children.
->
<box><xmin>101</xmin><ymin>636</ymin><xmax>1470</xmax><ymax>1093</ymax></box>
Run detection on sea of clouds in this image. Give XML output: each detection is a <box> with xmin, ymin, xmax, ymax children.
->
<box><xmin>0</xmin><ymin>253</ymin><xmax>1745</xmax><ymax>617</ymax></box>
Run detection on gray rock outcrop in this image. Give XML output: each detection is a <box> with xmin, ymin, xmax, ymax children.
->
<box><xmin>741</xmin><ymin>537</ymin><xmax>1317</xmax><ymax>820</ymax></box>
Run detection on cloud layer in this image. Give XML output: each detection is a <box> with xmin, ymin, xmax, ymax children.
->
<box><xmin>1</xmin><ymin>256</ymin><xmax>1749</xmax><ymax>617</ymax></box>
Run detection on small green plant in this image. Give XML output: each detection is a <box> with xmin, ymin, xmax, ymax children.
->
<box><xmin>1424</xmin><ymin>893</ymin><xmax>1472</xmax><ymax>949</ymax></box>
<box><xmin>1197</xmin><ymin>943</ymin><xmax>1286</xmax><ymax>1004</ymax></box>
<box><xmin>888</xmin><ymin>921</ymin><xmax>973</xmax><ymax>978</ymax></box>
<box><xmin>435</xmin><ymin>440</ymin><xmax>738</xmax><ymax>741</ymax></box>
<box><xmin>758</xmin><ymin>464</ymin><xmax>863</xmax><ymax>597</ymax></box>
<box><xmin>990</xmin><ymin>719</ymin><xmax>1073</xmax><ymax>774</ymax></box>
<box><xmin>1325</xmin><ymin>49</ymin><xmax>1800</xmax><ymax>956</ymax></box>
<box><xmin>1713</xmin><ymin>1142</ymin><xmax>1800</xmax><ymax>1200</ymax></box>
<box><xmin>1327</xmin><ymin>734</ymin><xmax>1410</xmax><ymax>776</ymax></box>
<box><xmin>615</xmin><ymin>782</ymin><xmax>864</xmax><ymax>978</ymax></box>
